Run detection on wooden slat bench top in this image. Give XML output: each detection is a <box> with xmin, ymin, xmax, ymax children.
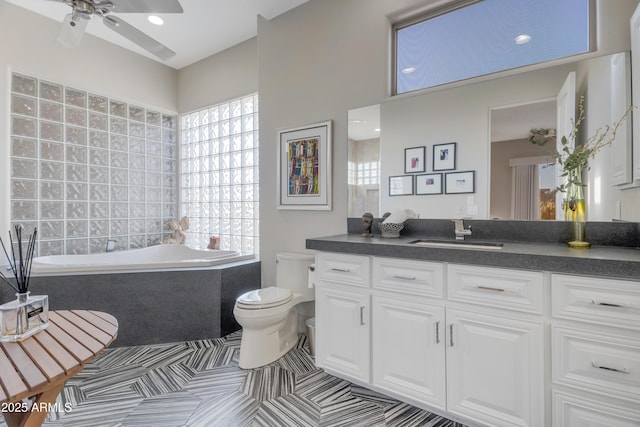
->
<box><xmin>0</xmin><ymin>310</ymin><xmax>118</xmax><ymax>427</ymax></box>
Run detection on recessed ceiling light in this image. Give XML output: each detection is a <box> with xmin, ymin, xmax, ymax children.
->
<box><xmin>148</xmin><ymin>15</ymin><xmax>164</xmax><ymax>25</ymax></box>
<box><xmin>374</xmin><ymin>128</ymin><xmax>381</xmax><ymax>132</ymax></box>
<box><xmin>515</xmin><ymin>34</ymin><xmax>531</xmax><ymax>45</ymax></box>
<box><xmin>401</xmin><ymin>67</ymin><xmax>416</xmax><ymax>74</ymax></box>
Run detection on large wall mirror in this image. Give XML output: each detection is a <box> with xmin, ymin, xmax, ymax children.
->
<box><xmin>348</xmin><ymin>51</ymin><xmax>638</xmax><ymax>222</ymax></box>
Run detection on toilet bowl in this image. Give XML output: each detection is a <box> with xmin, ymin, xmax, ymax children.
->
<box><xmin>233</xmin><ymin>252</ymin><xmax>314</xmax><ymax>369</ymax></box>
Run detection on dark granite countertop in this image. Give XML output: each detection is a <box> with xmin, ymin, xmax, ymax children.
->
<box><xmin>306</xmin><ymin>234</ymin><xmax>640</xmax><ymax>281</ymax></box>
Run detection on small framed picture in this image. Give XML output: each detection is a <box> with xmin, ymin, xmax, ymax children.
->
<box><xmin>416</xmin><ymin>173</ymin><xmax>443</xmax><ymax>195</ymax></box>
<box><xmin>389</xmin><ymin>175</ymin><xmax>414</xmax><ymax>196</ymax></box>
<box><xmin>404</xmin><ymin>146</ymin><xmax>426</xmax><ymax>173</ymax></box>
<box><xmin>433</xmin><ymin>142</ymin><xmax>456</xmax><ymax>171</ymax></box>
<box><xmin>445</xmin><ymin>170</ymin><xmax>475</xmax><ymax>194</ymax></box>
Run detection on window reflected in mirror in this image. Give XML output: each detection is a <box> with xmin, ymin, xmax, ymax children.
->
<box><xmin>348</xmin><ymin>105</ymin><xmax>380</xmax><ymax>217</ymax></box>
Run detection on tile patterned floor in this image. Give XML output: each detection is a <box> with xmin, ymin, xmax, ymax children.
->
<box><xmin>1</xmin><ymin>332</ymin><xmax>467</xmax><ymax>427</ymax></box>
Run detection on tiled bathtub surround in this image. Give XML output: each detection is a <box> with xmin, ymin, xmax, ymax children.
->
<box><xmin>10</xmin><ymin>72</ymin><xmax>178</xmax><ymax>255</ymax></box>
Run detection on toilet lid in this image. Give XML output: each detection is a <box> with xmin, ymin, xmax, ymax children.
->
<box><xmin>236</xmin><ymin>287</ymin><xmax>292</xmax><ymax>309</ymax></box>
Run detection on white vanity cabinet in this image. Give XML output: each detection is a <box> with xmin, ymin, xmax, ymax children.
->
<box><xmin>314</xmin><ymin>252</ymin><xmax>371</xmax><ymax>383</ymax></box>
<box><xmin>371</xmin><ymin>257</ymin><xmax>446</xmax><ymax>409</ymax></box>
<box><xmin>446</xmin><ymin>264</ymin><xmax>545</xmax><ymax>427</ymax></box>
<box><xmin>551</xmin><ymin>274</ymin><xmax>640</xmax><ymax>426</ymax></box>
<box><xmin>314</xmin><ymin>251</ymin><xmax>546</xmax><ymax>427</ymax></box>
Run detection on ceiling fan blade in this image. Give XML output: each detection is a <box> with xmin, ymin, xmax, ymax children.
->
<box><xmin>56</xmin><ymin>13</ymin><xmax>89</xmax><ymax>48</ymax></box>
<box><xmin>102</xmin><ymin>15</ymin><xmax>176</xmax><ymax>60</ymax></box>
<box><xmin>112</xmin><ymin>0</ymin><xmax>183</xmax><ymax>14</ymax></box>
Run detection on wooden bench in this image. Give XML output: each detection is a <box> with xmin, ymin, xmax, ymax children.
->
<box><xmin>0</xmin><ymin>310</ymin><xmax>118</xmax><ymax>427</ymax></box>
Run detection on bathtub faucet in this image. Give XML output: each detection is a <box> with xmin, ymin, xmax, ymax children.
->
<box><xmin>105</xmin><ymin>239</ymin><xmax>116</xmax><ymax>252</ymax></box>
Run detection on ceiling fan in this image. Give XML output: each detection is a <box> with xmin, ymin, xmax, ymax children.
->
<box><xmin>52</xmin><ymin>0</ymin><xmax>183</xmax><ymax>60</ymax></box>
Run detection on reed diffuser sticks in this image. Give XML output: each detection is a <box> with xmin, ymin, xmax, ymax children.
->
<box><xmin>0</xmin><ymin>225</ymin><xmax>38</xmax><ymax>294</ymax></box>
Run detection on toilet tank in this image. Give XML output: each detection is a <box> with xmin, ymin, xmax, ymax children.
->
<box><xmin>276</xmin><ymin>252</ymin><xmax>315</xmax><ymax>301</ymax></box>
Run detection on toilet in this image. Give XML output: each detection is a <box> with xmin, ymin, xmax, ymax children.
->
<box><xmin>233</xmin><ymin>252</ymin><xmax>315</xmax><ymax>369</ymax></box>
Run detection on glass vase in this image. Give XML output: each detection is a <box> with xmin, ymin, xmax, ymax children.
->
<box><xmin>0</xmin><ymin>292</ymin><xmax>49</xmax><ymax>342</ymax></box>
<box><xmin>563</xmin><ymin>169</ymin><xmax>590</xmax><ymax>249</ymax></box>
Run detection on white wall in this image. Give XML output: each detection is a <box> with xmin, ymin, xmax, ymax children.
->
<box><xmin>177</xmin><ymin>38</ymin><xmax>258</xmax><ymax>114</ymax></box>
<box><xmin>256</xmin><ymin>0</ymin><xmax>410</xmax><ymax>283</ymax></box>
<box><xmin>0</xmin><ymin>1</ymin><xmax>177</xmax><ymax>235</ymax></box>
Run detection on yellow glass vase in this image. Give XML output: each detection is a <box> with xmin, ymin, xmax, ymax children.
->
<box><xmin>563</xmin><ymin>169</ymin><xmax>590</xmax><ymax>249</ymax></box>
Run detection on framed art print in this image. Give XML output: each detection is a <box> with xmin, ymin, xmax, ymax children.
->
<box><xmin>416</xmin><ymin>173</ymin><xmax>443</xmax><ymax>195</ymax></box>
<box><xmin>433</xmin><ymin>142</ymin><xmax>456</xmax><ymax>171</ymax></box>
<box><xmin>389</xmin><ymin>175</ymin><xmax>414</xmax><ymax>196</ymax></box>
<box><xmin>404</xmin><ymin>146</ymin><xmax>426</xmax><ymax>173</ymax></box>
<box><xmin>277</xmin><ymin>120</ymin><xmax>332</xmax><ymax>210</ymax></box>
<box><xmin>445</xmin><ymin>170</ymin><xmax>475</xmax><ymax>194</ymax></box>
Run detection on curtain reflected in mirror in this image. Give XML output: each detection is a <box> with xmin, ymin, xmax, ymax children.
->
<box><xmin>509</xmin><ymin>160</ymin><xmax>556</xmax><ymax>220</ymax></box>
<box><xmin>348</xmin><ymin>105</ymin><xmax>381</xmax><ymax>217</ymax></box>
<box><xmin>490</xmin><ymin>99</ymin><xmax>557</xmax><ymax>220</ymax></box>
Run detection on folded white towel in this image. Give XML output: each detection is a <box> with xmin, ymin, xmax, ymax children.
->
<box><xmin>383</xmin><ymin>209</ymin><xmax>417</xmax><ymax>224</ymax></box>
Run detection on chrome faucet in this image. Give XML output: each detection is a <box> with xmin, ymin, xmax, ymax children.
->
<box><xmin>452</xmin><ymin>219</ymin><xmax>472</xmax><ymax>240</ymax></box>
<box><xmin>105</xmin><ymin>239</ymin><xmax>117</xmax><ymax>253</ymax></box>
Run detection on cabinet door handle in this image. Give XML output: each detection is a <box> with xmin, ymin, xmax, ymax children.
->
<box><xmin>449</xmin><ymin>324</ymin><xmax>454</xmax><ymax>347</ymax></box>
<box><xmin>392</xmin><ymin>275</ymin><xmax>416</xmax><ymax>281</ymax></box>
<box><xmin>477</xmin><ymin>285</ymin><xmax>505</xmax><ymax>292</ymax></box>
<box><xmin>331</xmin><ymin>267</ymin><xmax>351</xmax><ymax>273</ymax></box>
<box><xmin>435</xmin><ymin>321</ymin><xmax>440</xmax><ymax>344</ymax></box>
<box><xmin>591</xmin><ymin>361</ymin><xmax>629</xmax><ymax>374</ymax></box>
<box><xmin>591</xmin><ymin>299</ymin><xmax>628</xmax><ymax>308</ymax></box>
<box><xmin>360</xmin><ymin>306</ymin><xmax>365</xmax><ymax>325</ymax></box>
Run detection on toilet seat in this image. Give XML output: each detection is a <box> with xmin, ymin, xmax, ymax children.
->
<box><xmin>236</xmin><ymin>287</ymin><xmax>293</xmax><ymax>310</ymax></box>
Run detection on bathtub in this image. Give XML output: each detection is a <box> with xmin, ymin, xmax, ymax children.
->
<box><xmin>31</xmin><ymin>244</ymin><xmax>255</xmax><ymax>275</ymax></box>
<box><xmin>3</xmin><ymin>244</ymin><xmax>261</xmax><ymax>347</ymax></box>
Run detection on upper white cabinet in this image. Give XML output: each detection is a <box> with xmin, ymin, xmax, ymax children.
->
<box><xmin>610</xmin><ymin>51</ymin><xmax>633</xmax><ymax>186</ymax></box>
<box><xmin>632</xmin><ymin>4</ymin><xmax>640</xmax><ymax>181</ymax></box>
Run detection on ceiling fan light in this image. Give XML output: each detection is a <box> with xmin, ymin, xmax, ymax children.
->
<box><xmin>57</xmin><ymin>13</ymin><xmax>88</xmax><ymax>48</ymax></box>
<box><xmin>148</xmin><ymin>15</ymin><xmax>164</xmax><ymax>25</ymax></box>
<box><xmin>103</xmin><ymin>15</ymin><xmax>120</xmax><ymax>28</ymax></box>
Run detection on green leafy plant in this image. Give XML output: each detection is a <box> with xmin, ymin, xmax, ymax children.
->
<box><xmin>530</xmin><ymin>96</ymin><xmax>634</xmax><ymax>192</ymax></box>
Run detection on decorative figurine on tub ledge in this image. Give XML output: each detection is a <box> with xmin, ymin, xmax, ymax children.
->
<box><xmin>207</xmin><ymin>236</ymin><xmax>221</xmax><ymax>250</ymax></box>
<box><xmin>164</xmin><ymin>216</ymin><xmax>189</xmax><ymax>244</ymax></box>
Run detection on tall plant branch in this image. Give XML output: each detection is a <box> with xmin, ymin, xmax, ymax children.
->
<box><xmin>530</xmin><ymin>96</ymin><xmax>635</xmax><ymax>192</ymax></box>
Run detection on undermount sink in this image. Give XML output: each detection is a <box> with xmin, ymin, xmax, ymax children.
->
<box><xmin>409</xmin><ymin>239</ymin><xmax>504</xmax><ymax>250</ymax></box>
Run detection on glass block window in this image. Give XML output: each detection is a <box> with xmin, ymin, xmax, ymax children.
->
<box><xmin>180</xmin><ymin>94</ymin><xmax>259</xmax><ymax>254</ymax></box>
<box><xmin>10</xmin><ymin>72</ymin><xmax>178</xmax><ymax>255</ymax></box>
<box><xmin>394</xmin><ymin>0</ymin><xmax>591</xmax><ymax>94</ymax></box>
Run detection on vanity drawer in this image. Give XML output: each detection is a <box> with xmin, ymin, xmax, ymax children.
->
<box><xmin>372</xmin><ymin>257</ymin><xmax>444</xmax><ymax>297</ymax></box>
<box><xmin>553</xmin><ymin>390</ymin><xmax>640</xmax><ymax>427</ymax></box>
<box><xmin>551</xmin><ymin>274</ymin><xmax>640</xmax><ymax>330</ymax></box>
<box><xmin>447</xmin><ymin>264</ymin><xmax>544</xmax><ymax>314</ymax></box>
<box><xmin>552</xmin><ymin>325</ymin><xmax>640</xmax><ymax>402</ymax></box>
<box><xmin>315</xmin><ymin>252</ymin><xmax>370</xmax><ymax>288</ymax></box>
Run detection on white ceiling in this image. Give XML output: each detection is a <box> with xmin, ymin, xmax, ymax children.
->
<box><xmin>491</xmin><ymin>100</ymin><xmax>556</xmax><ymax>142</ymax></box>
<box><xmin>6</xmin><ymin>0</ymin><xmax>309</xmax><ymax>70</ymax></box>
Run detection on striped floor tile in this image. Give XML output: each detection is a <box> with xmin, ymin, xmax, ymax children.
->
<box><xmin>0</xmin><ymin>332</ymin><xmax>468</xmax><ymax>427</ymax></box>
